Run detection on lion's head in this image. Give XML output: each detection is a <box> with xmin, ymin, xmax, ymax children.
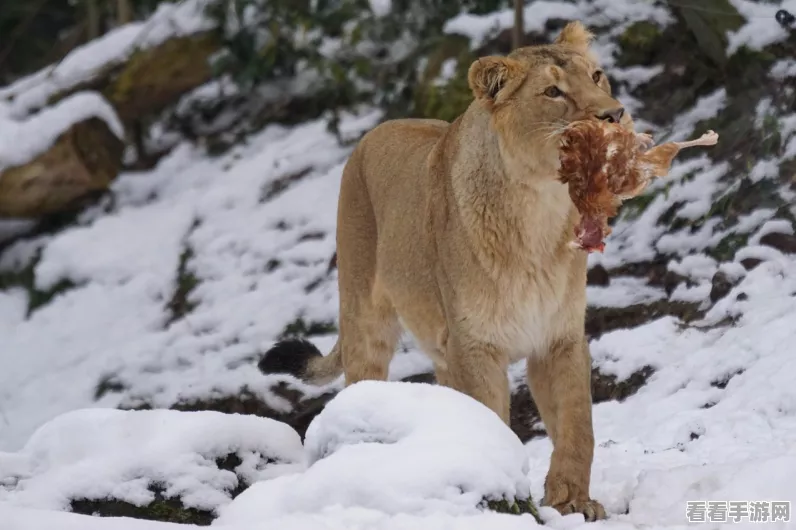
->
<box><xmin>467</xmin><ymin>21</ymin><xmax>633</xmax><ymax>179</ymax></box>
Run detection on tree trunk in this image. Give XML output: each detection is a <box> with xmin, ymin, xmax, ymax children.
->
<box><xmin>117</xmin><ymin>0</ymin><xmax>134</xmax><ymax>25</ymax></box>
<box><xmin>666</xmin><ymin>0</ymin><xmax>744</xmax><ymax>67</ymax></box>
<box><xmin>85</xmin><ymin>0</ymin><xmax>101</xmax><ymax>40</ymax></box>
<box><xmin>513</xmin><ymin>0</ymin><xmax>524</xmax><ymax>50</ymax></box>
<box><xmin>0</xmin><ymin>118</ymin><xmax>124</xmax><ymax>218</ymax></box>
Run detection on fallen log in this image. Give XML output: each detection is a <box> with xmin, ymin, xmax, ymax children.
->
<box><xmin>0</xmin><ymin>117</ymin><xmax>124</xmax><ymax>218</ymax></box>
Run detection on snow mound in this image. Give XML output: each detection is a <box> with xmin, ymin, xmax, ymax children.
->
<box><xmin>0</xmin><ymin>409</ymin><xmax>304</xmax><ymax>513</ymax></box>
<box><xmin>215</xmin><ymin>381</ymin><xmax>534</xmax><ymax>525</ymax></box>
<box><xmin>0</xmin><ymin>91</ymin><xmax>122</xmax><ymax>172</ymax></box>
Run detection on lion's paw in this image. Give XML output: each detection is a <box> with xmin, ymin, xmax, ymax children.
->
<box><xmin>550</xmin><ymin>498</ymin><xmax>606</xmax><ymax>522</ymax></box>
<box><xmin>544</xmin><ymin>473</ymin><xmax>607</xmax><ymax>522</ymax></box>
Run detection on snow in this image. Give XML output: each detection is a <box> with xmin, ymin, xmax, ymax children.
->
<box><xmin>444</xmin><ymin>1</ymin><xmax>580</xmax><ymax>47</ymax></box>
<box><xmin>0</xmin><ymin>0</ymin><xmax>214</xmax><ymax>119</ymax></box>
<box><xmin>0</xmin><ymin>409</ymin><xmax>303</xmax><ymax>513</ymax></box>
<box><xmin>608</xmin><ymin>65</ymin><xmax>664</xmax><ymax>90</ymax></box>
<box><xmin>771</xmin><ymin>59</ymin><xmax>796</xmax><ymax>80</ymax></box>
<box><xmin>587</xmin><ymin>277</ymin><xmax>665</xmax><ymax>308</ymax></box>
<box><xmin>0</xmin><ymin>92</ymin><xmax>123</xmax><ymax>173</ymax></box>
<box><xmin>665</xmin><ymin>88</ymin><xmax>727</xmax><ymax>144</ymax></box>
<box><xmin>215</xmin><ymin>381</ymin><xmax>533</xmax><ymax>524</ymax></box>
<box><xmin>443</xmin><ymin>0</ymin><xmax>671</xmax><ymax>48</ymax></box>
<box><xmin>2</xmin><ymin>1</ymin><xmax>796</xmax><ymax>529</ymax></box>
<box><xmin>727</xmin><ymin>0</ymin><xmax>796</xmax><ymax>55</ymax></box>
<box><xmin>1</xmin><ymin>505</ymin><xmax>548</xmax><ymax>530</ymax></box>
<box><xmin>368</xmin><ymin>0</ymin><xmax>392</xmax><ymax>17</ymax></box>
<box><xmin>0</xmin><ymin>105</ymin><xmax>388</xmax><ymax>452</ymax></box>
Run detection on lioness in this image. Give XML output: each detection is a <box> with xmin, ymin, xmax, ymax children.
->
<box><xmin>261</xmin><ymin>21</ymin><xmax>634</xmax><ymax>520</ymax></box>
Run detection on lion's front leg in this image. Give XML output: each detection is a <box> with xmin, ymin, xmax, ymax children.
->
<box><xmin>441</xmin><ymin>331</ymin><xmax>511</xmax><ymax>424</ymax></box>
<box><xmin>527</xmin><ymin>338</ymin><xmax>606</xmax><ymax>521</ymax></box>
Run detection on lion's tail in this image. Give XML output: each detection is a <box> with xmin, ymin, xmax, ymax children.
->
<box><xmin>258</xmin><ymin>338</ymin><xmax>343</xmax><ymax>385</ymax></box>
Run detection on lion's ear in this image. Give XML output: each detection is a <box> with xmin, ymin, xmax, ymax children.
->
<box><xmin>467</xmin><ymin>56</ymin><xmax>527</xmax><ymax>103</ymax></box>
<box><xmin>554</xmin><ymin>20</ymin><xmax>594</xmax><ymax>53</ymax></box>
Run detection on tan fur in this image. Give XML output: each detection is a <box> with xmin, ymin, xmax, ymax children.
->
<box><xmin>308</xmin><ymin>22</ymin><xmax>633</xmax><ymax>520</ymax></box>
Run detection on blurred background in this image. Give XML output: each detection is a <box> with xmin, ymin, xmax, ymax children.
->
<box><xmin>1</xmin><ymin>0</ymin><xmax>796</xmax><ymax>524</ymax></box>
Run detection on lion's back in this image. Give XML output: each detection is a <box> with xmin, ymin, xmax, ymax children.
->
<box><xmin>359</xmin><ymin>118</ymin><xmax>449</xmax><ymax>163</ymax></box>
<box><xmin>349</xmin><ymin>118</ymin><xmax>449</xmax><ymax>216</ymax></box>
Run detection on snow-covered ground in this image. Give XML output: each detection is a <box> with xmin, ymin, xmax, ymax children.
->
<box><xmin>2</xmin><ymin>0</ymin><xmax>796</xmax><ymax>528</ymax></box>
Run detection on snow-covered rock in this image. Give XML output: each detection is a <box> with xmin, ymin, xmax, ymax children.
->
<box><xmin>216</xmin><ymin>381</ymin><xmax>537</xmax><ymax>525</ymax></box>
<box><xmin>0</xmin><ymin>409</ymin><xmax>303</xmax><ymax>514</ymax></box>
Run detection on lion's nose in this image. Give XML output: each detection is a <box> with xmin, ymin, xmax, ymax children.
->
<box><xmin>596</xmin><ymin>107</ymin><xmax>625</xmax><ymax>123</ymax></box>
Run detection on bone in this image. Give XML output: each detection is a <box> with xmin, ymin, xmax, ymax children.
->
<box><xmin>671</xmin><ymin>130</ymin><xmax>719</xmax><ymax>150</ymax></box>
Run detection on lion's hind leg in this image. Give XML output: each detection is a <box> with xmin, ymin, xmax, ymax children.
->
<box><xmin>340</xmin><ymin>283</ymin><xmax>401</xmax><ymax>385</ymax></box>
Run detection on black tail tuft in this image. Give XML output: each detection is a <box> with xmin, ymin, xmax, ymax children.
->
<box><xmin>258</xmin><ymin>338</ymin><xmax>323</xmax><ymax>379</ymax></box>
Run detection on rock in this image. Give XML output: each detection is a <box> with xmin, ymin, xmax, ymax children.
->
<box><xmin>586</xmin><ymin>299</ymin><xmax>702</xmax><ymax>340</ymax></box>
<box><xmin>709</xmin><ymin>270</ymin><xmax>736</xmax><ymax>303</ymax></box>
<box><xmin>5</xmin><ymin>408</ymin><xmax>303</xmax><ymax>526</ymax></box>
<box><xmin>71</xmin><ymin>485</ymin><xmax>215</xmax><ymax>526</ymax></box>
<box><xmin>606</xmin><ymin>258</ymin><xmax>687</xmax><ymax>296</ymax></box>
<box><xmin>759</xmin><ymin>232</ymin><xmax>796</xmax><ymax>254</ymax></box>
<box><xmin>0</xmin><ymin>118</ymin><xmax>123</xmax><ymax>218</ymax></box>
<box><xmin>587</xmin><ymin>264</ymin><xmax>610</xmax><ymax>286</ymax></box>
<box><xmin>509</xmin><ymin>384</ymin><xmax>545</xmax><ymax>443</ymax></box>
<box><xmin>591</xmin><ymin>366</ymin><xmax>655</xmax><ymax>403</ymax></box>
<box><xmin>741</xmin><ymin>257</ymin><xmax>762</xmax><ymax>270</ymax></box>
<box><xmin>167</xmin><ymin>385</ymin><xmax>337</xmax><ymax>442</ymax></box>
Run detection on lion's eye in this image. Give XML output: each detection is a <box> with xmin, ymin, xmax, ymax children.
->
<box><xmin>544</xmin><ymin>86</ymin><xmax>563</xmax><ymax>98</ymax></box>
<box><xmin>592</xmin><ymin>71</ymin><xmax>603</xmax><ymax>83</ymax></box>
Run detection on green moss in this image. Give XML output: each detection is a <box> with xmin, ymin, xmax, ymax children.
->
<box><xmin>616</xmin><ymin>21</ymin><xmax>662</xmax><ymax>66</ymax></box>
<box><xmin>414</xmin><ymin>35</ymin><xmax>475</xmax><ymax>122</ymax></box>
<box><xmin>421</xmin><ymin>34</ymin><xmax>471</xmax><ymax>83</ymax></box>
<box><xmin>708</xmin><ymin>233</ymin><xmax>749</xmax><ymax>262</ymax></box>
<box><xmin>0</xmin><ymin>251</ymin><xmax>78</xmax><ymax>317</ymax></box>
<box><xmin>485</xmin><ymin>497</ymin><xmax>542</xmax><ymax>523</ymax></box>
<box><xmin>419</xmin><ymin>74</ymin><xmax>474</xmax><ymax>122</ymax></box>
<box><xmin>71</xmin><ymin>487</ymin><xmax>214</xmax><ymax>526</ymax></box>
<box><xmin>94</xmin><ymin>374</ymin><xmax>127</xmax><ymax>400</ymax></box>
<box><xmin>165</xmin><ymin>245</ymin><xmax>200</xmax><ymax>325</ymax></box>
<box><xmin>619</xmin><ymin>189</ymin><xmax>660</xmax><ymax>221</ymax></box>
